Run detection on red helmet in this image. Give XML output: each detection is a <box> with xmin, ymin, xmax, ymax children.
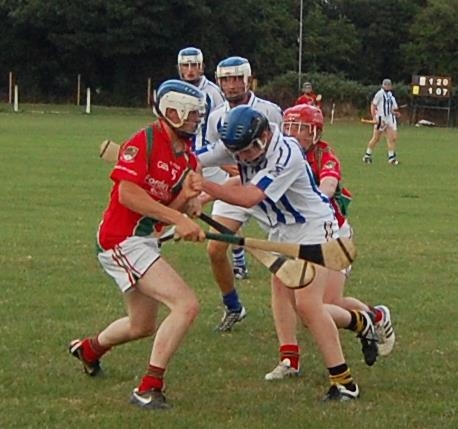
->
<box><xmin>283</xmin><ymin>104</ymin><xmax>323</xmax><ymax>144</ymax></box>
<box><xmin>283</xmin><ymin>103</ymin><xmax>323</xmax><ymax>129</ymax></box>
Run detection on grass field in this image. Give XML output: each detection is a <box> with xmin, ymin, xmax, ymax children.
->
<box><xmin>1</xmin><ymin>104</ymin><xmax>457</xmax><ymax>429</ymax></box>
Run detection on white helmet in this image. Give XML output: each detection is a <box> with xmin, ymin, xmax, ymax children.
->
<box><xmin>154</xmin><ymin>79</ymin><xmax>206</xmax><ymax>134</ymax></box>
<box><xmin>177</xmin><ymin>47</ymin><xmax>204</xmax><ymax>80</ymax></box>
<box><xmin>215</xmin><ymin>56</ymin><xmax>252</xmax><ymax>95</ymax></box>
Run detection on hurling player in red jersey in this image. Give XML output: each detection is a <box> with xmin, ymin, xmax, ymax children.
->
<box><xmin>294</xmin><ymin>81</ymin><xmax>323</xmax><ymax>111</ymax></box>
<box><xmin>69</xmin><ymin>80</ymin><xmax>207</xmax><ymax>410</ymax></box>
<box><xmin>272</xmin><ymin>104</ymin><xmax>396</xmax><ymax>374</ymax></box>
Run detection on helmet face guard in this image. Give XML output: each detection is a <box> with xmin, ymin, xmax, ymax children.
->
<box><xmin>215</xmin><ymin>56</ymin><xmax>252</xmax><ymax>102</ymax></box>
<box><xmin>229</xmin><ymin>137</ymin><xmax>268</xmax><ymax>166</ymax></box>
<box><xmin>218</xmin><ymin>105</ymin><xmax>269</xmax><ymax>165</ymax></box>
<box><xmin>154</xmin><ymin>79</ymin><xmax>206</xmax><ymax>137</ymax></box>
<box><xmin>177</xmin><ymin>47</ymin><xmax>204</xmax><ymax>82</ymax></box>
<box><xmin>302</xmin><ymin>82</ymin><xmax>313</xmax><ymax>93</ymax></box>
<box><xmin>283</xmin><ymin>104</ymin><xmax>323</xmax><ymax>145</ymax></box>
<box><xmin>382</xmin><ymin>78</ymin><xmax>392</xmax><ymax>91</ymax></box>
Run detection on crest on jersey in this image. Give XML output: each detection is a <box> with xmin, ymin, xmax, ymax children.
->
<box><xmin>324</xmin><ymin>160</ymin><xmax>336</xmax><ymax>170</ymax></box>
<box><xmin>121</xmin><ymin>146</ymin><xmax>139</xmax><ymax>162</ymax></box>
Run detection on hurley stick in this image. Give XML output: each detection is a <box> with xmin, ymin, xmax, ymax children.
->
<box><xmin>198</xmin><ymin>213</ymin><xmax>315</xmax><ymax>287</ymax></box>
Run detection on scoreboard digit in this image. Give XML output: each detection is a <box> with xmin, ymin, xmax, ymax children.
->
<box><xmin>411</xmin><ymin>75</ymin><xmax>452</xmax><ymax>98</ymax></box>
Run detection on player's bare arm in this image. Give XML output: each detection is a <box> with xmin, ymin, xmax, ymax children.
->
<box><xmin>319</xmin><ymin>177</ymin><xmax>338</xmax><ymax>198</ymax></box>
<box><xmin>221</xmin><ymin>164</ymin><xmax>239</xmax><ymax>177</ymax></box>
<box><xmin>202</xmin><ymin>180</ymin><xmax>265</xmax><ymax>208</ymax></box>
<box><xmin>370</xmin><ymin>104</ymin><xmax>378</xmax><ymax>121</ymax></box>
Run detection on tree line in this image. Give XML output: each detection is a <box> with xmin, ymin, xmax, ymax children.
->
<box><xmin>0</xmin><ymin>0</ymin><xmax>456</xmax><ymax>108</ymax></box>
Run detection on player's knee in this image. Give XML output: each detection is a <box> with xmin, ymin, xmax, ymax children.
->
<box><xmin>183</xmin><ymin>297</ymin><xmax>200</xmax><ymax>322</ymax></box>
<box><xmin>207</xmin><ymin>240</ymin><xmax>229</xmax><ymax>262</ymax></box>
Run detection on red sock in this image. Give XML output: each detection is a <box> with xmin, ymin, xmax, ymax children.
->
<box><xmin>81</xmin><ymin>336</ymin><xmax>110</xmax><ymax>363</ymax></box>
<box><xmin>137</xmin><ymin>365</ymin><xmax>165</xmax><ymax>393</ymax></box>
<box><xmin>280</xmin><ymin>344</ymin><xmax>300</xmax><ymax>370</ymax></box>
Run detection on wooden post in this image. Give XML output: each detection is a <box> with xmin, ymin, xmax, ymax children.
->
<box><xmin>147</xmin><ymin>78</ymin><xmax>152</xmax><ymax>106</ymax></box>
<box><xmin>76</xmin><ymin>74</ymin><xmax>81</xmax><ymax>106</ymax></box>
<box><xmin>9</xmin><ymin>72</ymin><xmax>13</xmax><ymax>104</ymax></box>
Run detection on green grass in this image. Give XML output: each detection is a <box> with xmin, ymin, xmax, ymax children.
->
<box><xmin>1</xmin><ymin>104</ymin><xmax>457</xmax><ymax>428</ymax></box>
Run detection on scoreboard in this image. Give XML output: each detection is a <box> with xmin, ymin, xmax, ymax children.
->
<box><xmin>411</xmin><ymin>75</ymin><xmax>452</xmax><ymax>98</ymax></box>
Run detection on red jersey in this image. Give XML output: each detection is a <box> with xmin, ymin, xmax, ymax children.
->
<box><xmin>295</xmin><ymin>92</ymin><xmax>322</xmax><ymax>110</ymax></box>
<box><xmin>305</xmin><ymin>141</ymin><xmax>350</xmax><ymax>227</ymax></box>
<box><xmin>97</xmin><ymin>121</ymin><xmax>198</xmax><ymax>250</ymax></box>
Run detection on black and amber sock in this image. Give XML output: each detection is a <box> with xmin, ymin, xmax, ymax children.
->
<box><xmin>328</xmin><ymin>363</ymin><xmax>356</xmax><ymax>391</ymax></box>
<box><xmin>138</xmin><ymin>365</ymin><xmax>165</xmax><ymax>393</ymax></box>
<box><xmin>279</xmin><ymin>344</ymin><xmax>300</xmax><ymax>370</ymax></box>
<box><xmin>346</xmin><ymin>310</ymin><xmax>368</xmax><ymax>334</ymax></box>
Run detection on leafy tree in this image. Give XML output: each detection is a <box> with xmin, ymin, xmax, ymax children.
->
<box><xmin>0</xmin><ymin>0</ymin><xmax>455</xmax><ymax>107</ymax></box>
<box><xmin>335</xmin><ymin>0</ymin><xmax>420</xmax><ymax>83</ymax></box>
<box><xmin>401</xmin><ymin>0</ymin><xmax>458</xmax><ymax>78</ymax></box>
<box><xmin>300</xmin><ymin>3</ymin><xmax>361</xmax><ymax>77</ymax></box>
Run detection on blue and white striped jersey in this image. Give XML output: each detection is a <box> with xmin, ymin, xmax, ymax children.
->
<box><xmin>372</xmin><ymin>88</ymin><xmax>398</xmax><ymax>120</ymax></box>
<box><xmin>197</xmin><ymin>124</ymin><xmax>335</xmax><ymax>228</ymax></box>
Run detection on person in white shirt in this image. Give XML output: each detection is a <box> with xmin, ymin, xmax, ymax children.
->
<box><xmin>177</xmin><ymin>47</ymin><xmax>225</xmax><ymax>175</ymax></box>
<box><xmin>199</xmin><ymin>105</ymin><xmax>378</xmax><ymax>401</ymax></box>
<box><xmin>197</xmin><ymin>56</ymin><xmax>282</xmax><ymax>332</ymax></box>
<box><xmin>362</xmin><ymin>78</ymin><xmax>401</xmax><ymax>165</ymax></box>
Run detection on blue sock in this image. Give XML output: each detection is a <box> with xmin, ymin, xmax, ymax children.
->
<box><xmin>232</xmin><ymin>247</ymin><xmax>246</xmax><ymax>268</ymax></box>
<box><xmin>223</xmin><ymin>289</ymin><xmax>241</xmax><ymax>312</ymax></box>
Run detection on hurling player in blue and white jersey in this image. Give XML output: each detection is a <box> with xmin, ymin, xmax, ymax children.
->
<box><xmin>362</xmin><ymin>78</ymin><xmax>401</xmax><ymax>165</ymax></box>
<box><xmin>199</xmin><ymin>105</ymin><xmax>378</xmax><ymax>401</ymax></box>
<box><xmin>177</xmin><ymin>47</ymin><xmax>225</xmax><ymax>159</ymax></box>
<box><xmin>200</xmin><ymin>56</ymin><xmax>283</xmax><ymax>332</ymax></box>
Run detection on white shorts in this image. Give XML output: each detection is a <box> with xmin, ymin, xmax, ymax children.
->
<box><xmin>268</xmin><ymin>217</ymin><xmax>339</xmax><ymax>245</ymax></box>
<box><xmin>97</xmin><ymin>236</ymin><xmax>161</xmax><ymax>293</ymax></box>
<box><xmin>339</xmin><ymin>220</ymin><xmax>352</xmax><ymax>239</ymax></box>
<box><xmin>211</xmin><ymin>199</ymin><xmax>253</xmax><ymax>225</ymax></box>
<box><xmin>375</xmin><ymin>115</ymin><xmax>397</xmax><ymax>131</ymax></box>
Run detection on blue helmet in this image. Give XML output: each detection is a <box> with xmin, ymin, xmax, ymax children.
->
<box><xmin>218</xmin><ymin>105</ymin><xmax>269</xmax><ymax>153</ymax></box>
<box><xmin>154</xmin><ymin>79</ymin><xmax>206</xmax><ymax>133</ymax></box>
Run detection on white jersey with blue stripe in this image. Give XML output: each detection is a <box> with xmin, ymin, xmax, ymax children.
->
<box><xmin>205</xmin><ymin>91</ymin><xmax>283</xmax><ymax>145</ymax></box>
<box><xmin>198</xmin><ymin>124</ymin><xmax>335</xmax><ymax>228</ymax></box>
<box><xmin>372</xmin><ymin>88</ymin><xmax>398</xmax><ymax>121</ymax></box>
